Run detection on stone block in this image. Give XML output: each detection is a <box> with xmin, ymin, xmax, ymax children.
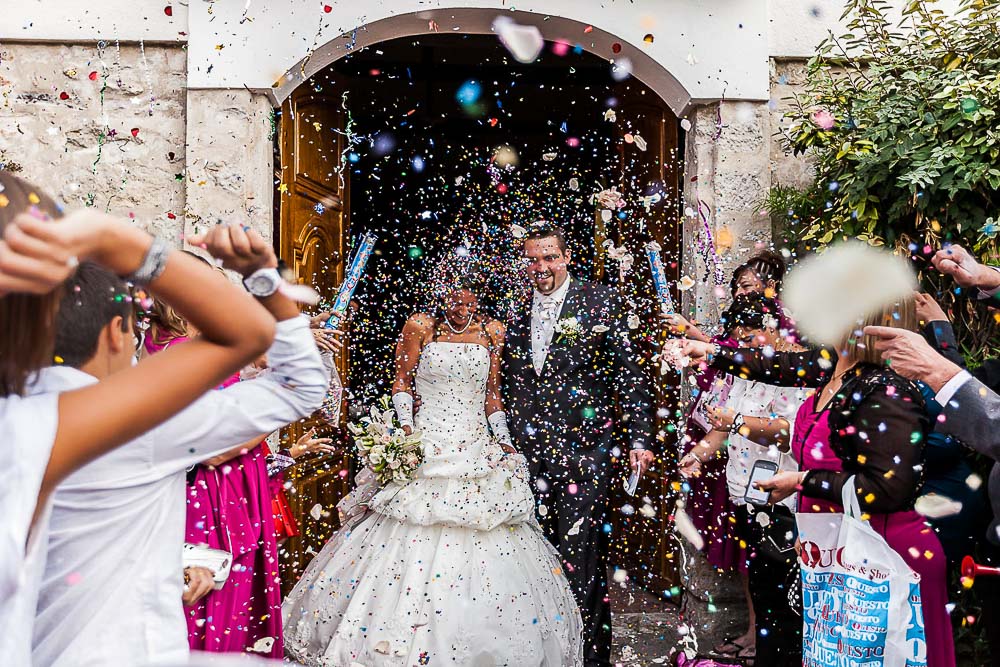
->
<box><xmin>0</xmin><ymin>42</ymin><xmax>187</xmax><ymax>241</ymax></box>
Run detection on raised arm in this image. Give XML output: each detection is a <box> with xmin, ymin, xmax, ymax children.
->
<box><xmin>10</xmin><ymin>214</ymin><xmax>277</xmax><ymax>497</ymax></box>
<box><xmin>680</xmin><ymin>338</ymin><xmax>834</xmax><ymax>389</ymax></box>
<box><xmin>922</xmin><ymin>319</ymin><xmax>966</xmax><ymax>368</ymax></box>
<box><xmin>705</xmin><ymin>404</ymin><xmax>792</xmax><ymax>451</ymax></box>
<box><xmin>483</xmin><ymin>320</ymin><xmax>516</xmax><ymax>452</ymax></box>
<box><xmin>390</xmin><ymin>314</ymin><xmax>432</xmax><ymax>433</ymax></box>
<box><xmin>484</xmin><ymin>320</ymin><xmax>506</xmax><ymax>417</ymax></box>
<box><xmin>938</xmin><ymin>377</ymin><xmax>1000</xmax><ymax>464</ymax></box>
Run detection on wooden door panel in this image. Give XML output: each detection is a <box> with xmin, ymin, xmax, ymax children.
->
<box><xmin>277</xmin><ymin>84</ymin><xmax>354</xmax><ymax>591</ymax></box>
<box><xmin>607</xmin><ymin>85</ymin><xmax>682</xmax><ymax>593</ymax></box>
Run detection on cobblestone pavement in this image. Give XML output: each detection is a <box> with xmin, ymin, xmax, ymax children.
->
<box><xmin>610</xmin><ymin>580</ymin><xmax>682</xmax><ymax>666</ymax></box>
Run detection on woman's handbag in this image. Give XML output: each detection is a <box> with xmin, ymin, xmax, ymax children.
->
<box><xmin>272</xmin><ymin>485</ymin><xmax>300</xmax><ymax>540</ymax></box>
<box><xmin>753</xmin><ymin>504</ymin><xmax>797</xmax><ymax>563</ymax></box>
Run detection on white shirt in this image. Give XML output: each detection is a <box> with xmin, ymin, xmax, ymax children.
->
<box><xmin>30</xmin><ymin>315</ymin><xmax>328</xmax><ymax>667</ymax></box>
<box><xmin>723</xmin><ymin>378</ymin><xmax>805</xmax><ymax>510</ymax></box>
<box><xmin>0</xmin><ymin>391</ymin><xmax>59</xmax><ymax>666</ymax></box>
<box><xmin>530</xmin><ymin>275</ymin><xmax>572</xmax><ymax>375</ymax></box>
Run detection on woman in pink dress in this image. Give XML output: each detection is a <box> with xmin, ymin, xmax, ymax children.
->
<box><xmin>681</xmin><ymin>295</ymin><xmax>955</xmax><ymax>667</ymax></box>
<box><xmin>142</xmin><ymin>303</ymin><xmax>341</xmax><ymax>658</ymax></box>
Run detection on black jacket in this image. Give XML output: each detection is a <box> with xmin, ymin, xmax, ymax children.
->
<box><xmin>502</xmin><ymin>279</ymin><xmax>655</xmax><ymax>480</ymax></box>
<box><xmin>711</xmin><ymin>347</ymin><xmax>930</xmax><ymax>514</ymax></box>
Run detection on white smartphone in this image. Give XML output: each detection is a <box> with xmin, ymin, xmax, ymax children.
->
<box><xmin>744</xmin><ymin>459</ymin><xmax>779</xmax><ymax>505</ymax></box>
<box><xmin>624</xmin><ymin>470</ymin><xmax>640</xmax><ymax>496</ymax></box>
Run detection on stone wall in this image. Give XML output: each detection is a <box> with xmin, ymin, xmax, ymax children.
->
<box><xmin>183</xmin><ymin>89</ymin><xmax>275</xmax><ymax>244</ymax></box>
<box><xmin>678</xmin><ymin>99</ymin><xmax>776</xmax><ymax>651</ymax></box>
<box><xmin>0</xmin><ymin>41</ymin><xmax>187</xmax><ymax>242</ymax></box>
<box><xmin>768</xmin><ymin>58</ymin><xmax>816</xmax><ymax>244</ymax></box>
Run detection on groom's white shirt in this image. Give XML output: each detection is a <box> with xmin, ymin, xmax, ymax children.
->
<box><xmin>531</xmin><ymin>275</ymin><xmax>572</xmax><ymax>375</ymax></box>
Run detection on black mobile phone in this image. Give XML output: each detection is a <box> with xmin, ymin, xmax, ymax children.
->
<box><xmin>744</xmin><ymin>459</ymin><xmax>780</xmax><ymax>505</ymax></box>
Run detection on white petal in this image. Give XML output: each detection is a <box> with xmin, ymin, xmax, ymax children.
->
<box><xmin>492</xmin><ymin>16</ymin><xmax>544</xmax><ymax>64</ymax></box>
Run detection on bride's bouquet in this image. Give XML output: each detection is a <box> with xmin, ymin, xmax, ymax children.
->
<box><xmin>347</xmin><ymin>396</ymin><xmax>424</xmax><ymax>486</ymax></box>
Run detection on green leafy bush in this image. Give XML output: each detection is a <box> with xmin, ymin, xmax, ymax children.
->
<box><xmin>770</xmin><ymin>0</ymin><xmax>1000</xmax><ymax>363</ymax></box>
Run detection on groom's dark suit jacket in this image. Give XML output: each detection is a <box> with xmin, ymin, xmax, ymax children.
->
<box><xmin>502</xmin><ymin>278</ymin><xmax>655</xmax><ymax>480</ymax></box>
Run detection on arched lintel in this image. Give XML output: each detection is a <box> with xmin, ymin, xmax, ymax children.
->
<box><xmin>264</xmin><ymin>9</ymin><xmax>693</xmax><ymax>117</ymax></box>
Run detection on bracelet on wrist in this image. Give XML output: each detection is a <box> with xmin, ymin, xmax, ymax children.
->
<box><xmin>126</xmin><ymin>236</ymin><xmax>171</xmax><ymax>286</ymax></box>
<box><xmin>729</xmin><ymin>413</ymin><xmax>745</xmax><ymax>434</ymax></box>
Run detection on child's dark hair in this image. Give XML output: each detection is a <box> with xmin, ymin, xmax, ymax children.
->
<box><xmin>720</xmin><ymin>292</ymin><xmax>782</xmax><ymax>336</ymax></box>
<box><xmin>730</xmin><ymin>249</ymin><xmax>787</xmax><ymax>296</ymax></box>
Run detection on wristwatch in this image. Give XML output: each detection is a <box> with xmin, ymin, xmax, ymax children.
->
<box><xmin>730</xmin><ymin>413</ymin><xmax>745</xmax><ymax>434</ymax></box>
<box><xmin>243</xmin><ymin>267</ymin><xmax>282</xmax><ymax>298</ymax></box>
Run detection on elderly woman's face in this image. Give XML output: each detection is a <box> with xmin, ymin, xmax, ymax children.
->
<box><xmin>443</xmin><ymin>289</ymin><xmax>478</xmax><ymax>328</ymax></box>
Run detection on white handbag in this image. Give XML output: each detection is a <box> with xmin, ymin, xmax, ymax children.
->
<box><xmin>182</xmin><ymin>542</ymin><xmax>233</xmax><ymax>591</ymax></box>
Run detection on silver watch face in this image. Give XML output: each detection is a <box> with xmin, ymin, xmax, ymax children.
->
<box><xmin>246</xmin><ymin>271</ymin><xmax>280</xmax><ymax>295</ymax></box>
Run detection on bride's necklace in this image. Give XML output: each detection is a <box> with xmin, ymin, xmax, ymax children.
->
<box><xmin>445</xmin><ymin>316</ymin><xmax>473</xmax><ymax>335</ymax></box>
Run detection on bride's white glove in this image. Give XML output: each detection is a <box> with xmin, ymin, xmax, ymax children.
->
<box><xmin>487</xmin><ymin>411</ymin><xmax>516</xmax><ymax>453</ymax></box>
<box><xmin>392</xmin><ymin>392</ymin><xmax>414</xmax><ymax>433</ymax></box>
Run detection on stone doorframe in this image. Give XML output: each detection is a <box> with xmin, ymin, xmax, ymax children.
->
<box><xmin>183</xmin><ymin>94</ymin><xmax>772</xmax><ymax>333</ymax></box>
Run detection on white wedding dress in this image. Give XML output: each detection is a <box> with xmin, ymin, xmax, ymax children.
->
<box><xmin>283</xmin><ymin>342</ymin><xmax>584</xmax><ymax>666</ymax></box>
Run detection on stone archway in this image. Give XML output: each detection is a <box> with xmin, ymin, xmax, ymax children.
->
<box><xmin>180</xmin><ymin>3</ymin><xmax>774</xmax><ymax>654</ymax></box>
<box><xmin>267</xmin><ymin>9</ymin><xmax>694</xmax><ymax>116</ymax></box>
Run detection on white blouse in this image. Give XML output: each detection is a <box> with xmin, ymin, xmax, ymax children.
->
<box><xmin>723</xmin><ymin>377</ymin><xmax>806</xmax><ymax>510</ymax></box>
<box><xmin>0</xmin><ymin>390</ymin><xmax>60</xmax><ymax>665</ymax></box>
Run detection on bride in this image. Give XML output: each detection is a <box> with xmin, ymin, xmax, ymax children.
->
<box><xmin>283</xmin><ymin>282</ymin><xmax>583</xmax><ymax>666</ymax></box>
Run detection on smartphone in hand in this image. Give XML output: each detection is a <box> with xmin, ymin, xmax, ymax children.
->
<box><xmin>744</xmin><ymin>459</ymin><xmax>779</xmax><ymax>505</ymax></box>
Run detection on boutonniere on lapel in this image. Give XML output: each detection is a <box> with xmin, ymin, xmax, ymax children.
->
<box><xmin>554</xmin><ymin>316</ymin><xmax>584</xmax><ymax>345</ymax></box>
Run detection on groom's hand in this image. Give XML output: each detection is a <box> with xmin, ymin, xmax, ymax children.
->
<box><xmin>630</xmin><ymin>448</ymin><xmax>654</xmax><ymax>474</ymax></box>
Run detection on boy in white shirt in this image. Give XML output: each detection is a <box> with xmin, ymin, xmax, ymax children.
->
<box><xmin>31</xmin><ymin>262</ymin><xmax>330</xmax><ymax>667</ymax></box>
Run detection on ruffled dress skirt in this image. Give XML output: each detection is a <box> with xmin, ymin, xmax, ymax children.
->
<box><xmin>282</xmin><ymin>442</ymin><xmax>583</xmax><ymax>667</ymax></box>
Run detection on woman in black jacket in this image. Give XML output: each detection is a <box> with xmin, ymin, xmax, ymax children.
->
<box><xmin>678</xmin><ymin>294</ymin><xmax>955</xmax><ymax>667</ymax></box>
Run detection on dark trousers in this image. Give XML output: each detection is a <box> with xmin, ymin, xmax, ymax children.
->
<box><xmin>535</xmin><ymin>470</ymin><xmax>612</xmax><ymax>667</ymax></box>
<box><xmin>736</xmin><ymin>504</ymin><xmax>802</xmax><ymax>667</ymax></box>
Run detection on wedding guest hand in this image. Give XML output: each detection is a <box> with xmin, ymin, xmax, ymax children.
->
<box><xmin>864</xmin><ymin>325</ymin><xmax>962</xmax><ymax>391</ymax></box>
<box><xmin>310</xmin><ymin>310</ymin><xmax>333</xmax><ymax>328</ymax></box>
<box><xmin>312</xmin><ymin>328</ymin><xmax>344</xmax><ymax>353</ymax></box>
<box><xmin>630</xmin><ymin>448</ymin><xmax>655</xmax><ymax>474</ymax></box>
<box><xmin>678</xmin><ymin>452</ymin><xmax>702</xmax><ymax>478</ymax></box>
<box><xmin>0</xmin><ymin>209</ymin><xmax>116</xmax><ymax>295</ymax></box>
<box><xmin>187</xmin><ymin>223</ymin><xmax>277</xmax><ymax>277</ymax></box>
<box><xmin>914</xmin><ymin>291</ymin><xmax>948</xmax><ymax>324</ymax></box>
<box><xmin>754</xmin><ymin>470</ymin><xmax>804</xmax><ymax>504</ymax></box>
<box><xmin>290</xmin><ymin>427</ymin><xmax>336</xmax><ymax>458</ymax></box>
<box><xmin>661</xmin><ymin>312</ymin><xmax>691</xmax><ymax>336</ymax></box>
<box><xmin>679</xmin><ymin>338</ymin><xmax>715</xmax><ymax>362</ymax></box>
<box><xmin>931</xmin><ymin>244</ymin><xmax>1000</xmax><ymax>290</ymax></box>
<box><xmin>182</xmin><ymin>566</ymin><xmax>215</xmax><ymax>606</ymax></box>
<box><xmin>705</xmin><ymin>404</ymin><xmax>736</xmax><ymax>431</ymax></box>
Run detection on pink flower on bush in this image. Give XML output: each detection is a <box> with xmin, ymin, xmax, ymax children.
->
<box><xmin>811</xmin><ymin>109</ymin><xmax>836</xmax><ymax>130</ymax></box>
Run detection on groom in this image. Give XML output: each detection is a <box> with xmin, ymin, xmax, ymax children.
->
<box><xmin>503</xmin><ymin>221</ymin><xmax>655</xmax><ymax>667</ymax></box>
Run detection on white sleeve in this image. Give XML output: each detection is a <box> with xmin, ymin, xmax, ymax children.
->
<box><xmin>0</xmin><ymin>393</ymin><xmax>59</xmax><ymax>600</ymax></box>
<box><xmin>769</xmin><ymin>386</ymin><xmax>805</xmax><ymax>448</ymax></box>
<box><xmin>935</xmin><ymin>369</ymin><xmax>972</xmax><ymax>407</ymax></box>
<box><xmin>977</xmin><ymin>267</ymin><xmax>1000</xmax><ymax>300</ymax></box>
<box><xmin>150</xmin><ymin>315</ymin><xmax>328</xmax><ymax>470</ymax></box>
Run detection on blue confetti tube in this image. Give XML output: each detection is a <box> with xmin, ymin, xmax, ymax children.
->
<box><xmin>645</xmin><ymin>243</ymin><xmax>674</xmax><ymax>313</ymax></box>
<box><xmin>325</xmin><ymin>232</ymin><xmax>376</xmax><ymax>329</ymax></box>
